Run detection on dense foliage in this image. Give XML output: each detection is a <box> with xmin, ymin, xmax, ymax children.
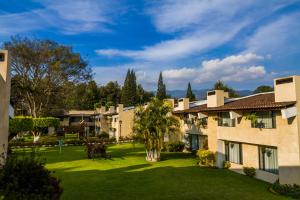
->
<box><xmin>156</xmin><ymin>72</ymin><xmax>167</xmax><ymax>100</ymax></box>
<box><xmin>197</xmin><ymin>150</ymin><xmax>215</xmax><ymax>167</ymax></box>
<box><xmin>121</xmin><ymin>69</ymin><xmax>137</xmax><ymax>106</ymax></box>
<box><xmin>0</xmin><ymin>152</ymin><xmax>63</xmax><ymax>200</ymax></box>
<box><xmin>223</xmin><ymin>161</ymin><xmax>231</xmax><ymax>169</ymax></box>
<box><xmin>270</xmin><ymin>180</ymin><xmax>300</xmax><ymax>199</ymax></box>
<box><xmin>165</xmin><ymin>141</ymin><xmax>185</xmax><ymax>152</ymax></box>
<box><xmin>9</xmin><ymin>116</ymin><xmax>33</xmax><ymax>139</ymax></box>
<box><xmin>243</xmin><ymin>167</ymin><xmax>256</xmax><ymax>177</ymax></box>
<box><xmin>253</xmin><ymin>85</ymin><xmax>274</xmax><ymax>94</ymax></box>
<box><xmin>186</xmin><ymin>82</ymin><xmax>196</xmax><ymax>101</ymax></box>
<box><xmin>213</xmin><ymin>80</ymin><xmax>239</xmax><ymax>98</ymax></box>
<box><xmin>133</xmin><ymin>98</ymin><xmax>179</xmax><ymax>161</ymax></box>
<box><xmin>85</xmin><ymin>142</ymin><xmax>110</xmax><ymax>159</ymax></box>
<box><xmin>9</xmin><ymin>116</ymin><xmax>59</xmax><ymax>142</ymax></box>
<box><xmin>6</xmin><ymin>37</ymin><xmax>92</xmax><ymax>117</ymax></box>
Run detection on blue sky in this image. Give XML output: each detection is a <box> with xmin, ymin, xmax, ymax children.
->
<box><xmin>1</xmin><ymin>0</ymin><xmax>300</xmax><ymax>90</ymax></box>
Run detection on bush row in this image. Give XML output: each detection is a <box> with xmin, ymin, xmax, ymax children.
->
<box><xmin>162</xmin><ymin>141</ymin><xmax>185</xmax><ymax>152</ymax></box>
<box><xmin>270</xmin><ymin>180</ymin><xmax>300</xmax><ymax>199</ymax></box>
<box><xmin>9</xmin><ymin>137</ymin><xmax>134</xmax><ymax>148</ymax></box>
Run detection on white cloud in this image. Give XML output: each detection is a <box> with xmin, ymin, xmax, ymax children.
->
<box><xmin>147</xmin><ymin>0</ymin><xmax>251</xmax><ymax>33</ymax></box>
<box><xmin>92</xmin><ymin>53</ymin><xmax>267</xmax><ymax>90</ymax></box>
<box><xmin>96</xmin><ymin>1</ymin><xmax>296</xmax><ymax>62</ymax></box>
<box><xmin>96</xmin><ymin>21</ymin><xmax>248</xmax><ymax>62</ymax></box>
<box><xmin>0</xmin><ymin>0</ymin><xmax>119</xmax><ymax>35</ymax></box>
<box><xmin>245</xmin><ymin>12</ymin><xmax>300</xmax><ymax>56</ymax></box>
<box><xmin>163</xmin><ymin>53</ymin><xmax>266</xmax><ymax>87</ymax></box>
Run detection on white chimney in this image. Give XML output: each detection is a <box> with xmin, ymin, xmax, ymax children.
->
<box><xmin>207</xmin><ymin>90</ymin><xmax>229</xmax><ymax>107</ymax></box>
<box><xmin>274</xmin><ymin>76</ymin><xmax>300</xmax><ymax>102</ymax></box>
<box><xmin>178</xmin><ymin>98</ymin><xmax>189</xmax><ymax>110</ymax></box>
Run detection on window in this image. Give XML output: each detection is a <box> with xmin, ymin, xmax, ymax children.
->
<box><xmin>218</xmin><ymin>112</ymin><xmax>235</xmax><ymax>127</ymax></box>
<box><xmin>0</xmin><ymin>53</ymin><xmax>4</xmax><ymax>62</ymax></box>
<box><xmin>199</xmin><ymin>117</ymin><xmax>208</xmax><ymax>128</ymax></box>
<box><xmin>225</xmin><ymin>141</ymin><xmax>243</xmax><ymax>164</ymax></box>
<box><xmin>252</xmin><ymin>111</ymin><xmax>276</xmax><ymax>129</ymax></box>
<box><xmin>184</xmin><ymin>114</ymin><xmax>195</xmax><ymax>124</ymax></box>
<box><xmin>259</xmin><ymin>146</ymin><xmax>278</xmax><ymax>174</ymax></box>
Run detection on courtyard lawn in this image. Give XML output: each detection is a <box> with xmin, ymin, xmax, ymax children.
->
<box><xmin>16</xmin><ymin>144</ymin><xmax>289</xmax><ymax>200</ymax></box>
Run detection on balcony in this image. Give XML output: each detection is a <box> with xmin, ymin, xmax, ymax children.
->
<box><xmin>70</xmin><ymin>121</ymin><xmax>95</xmax><ymax>127</ymax></box>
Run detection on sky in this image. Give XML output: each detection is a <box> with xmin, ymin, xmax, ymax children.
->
<box><xmin>1</xmin><ymin>0</ymin><xmax>300</xmax><ymax>90</ymax></box>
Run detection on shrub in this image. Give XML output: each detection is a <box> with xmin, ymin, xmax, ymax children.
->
<box><xmin>243</xmin><ymin>167</ymin><xmax>256</xmax><ymax>177</ymax></box>
<box><xmin>223</xmin><ymin>160</ymin><xmax>231</xmax><ymax>169</ymax></box>
<box><xmin>9</xmin><ymin>116</ymin><xmax>33</xmax><ymax>139</ymax></box>
<box><xmin>270</xmin><ymin>180</ymin><xmax>300</xmax><ymax>199</ymax></box>
<box><xmin>85</xmin><ymin>142</ymin><xmax>110</xmax><ymax>159</ymax></box>
<box><xmin>0</xmin><ymin>153</ymin><xmax>63</xmax><ymax>200</ymax></box>
<box><xmin>98</xmin><ymin>131</ymin><xmax>109</xmax><ymax>139</ymax></box>
<box><xmin>109</xmin><ymin>136</ymin><xmax>116</xmax><ymax>142</ymax></box>
<box><xmin>197</xmin><ymin>150</ymin><xmax>215</xmax><ymax>167</ymax></box>
<box><xmin>167</xmin><ymin>141</ymin><xmax>185</xmax><ymax>152</ymax></box>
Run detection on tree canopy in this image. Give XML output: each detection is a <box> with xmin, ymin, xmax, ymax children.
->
<box><xmin>253</xmin><ymin>85</ymin><xmax>274</xmax><ymax>94</ymax></box>
<box><xmin>186</xmin><ymin>82</ymin><xmax>196</xmax><ymax>101</ymax></box>
<box><xmin>9</xmin><ymin>116</ymin><xmax>59</xmax><ymax>142</ymax></box>
<box><xmin>213</xmin><ymin>80</ymin><xmax>239</xmax><ymax>98</ymax></box>
<box><xmin>156</xmin><ymin>72</ymin><xmax>167</xmax><ymax>100</ymax></box>
<box><xmin>6</xmin><ymin>37</ymin><xmax>92</xmax><ymax>117</ymax></box>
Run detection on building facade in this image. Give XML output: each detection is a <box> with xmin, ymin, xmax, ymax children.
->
<box><xmin>173</xmin><ymin>76</ymin><xmax>300</xmax><ymax>185</ymax></box>
<box><xmin>0</xmin><ymin>50</ymin><xmax>11</xmax><ymax>163</ymax></box>
<box><xmin>55</xmin><ymin>104</ymin><xmax>135</xmax><ymax>141</ymax></box>
<box><xmin>97</xmin><ymin>104</ymin><xmax>135</xmax><ymax>141</ymax></box>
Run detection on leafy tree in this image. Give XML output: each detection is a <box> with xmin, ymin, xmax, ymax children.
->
<box><xmin>213</xmin><ymin>80</ymin><xmax>239</xmax><ymax>98</ymax></box>
<box><xmin>99</xmin><ymin>81</ymin><xmax>121</xmax><ymax>107</ymax></box>
<box><xmin>9</xmin><ymin>117</ymin><xmax>33</xmax><ymax>140</ymax></box>
<box><xmin>253</xmin><ymin>85</ymin><xmax>273</xmax><ymax>94</ymax></box>
<box><xmin>5</xmin><ymin>36</ymin><xmax>92</xmax><ymax>117</ymax></box>
<box><xmin>64</xmin><ymin>81</ymin><xmax>100</xmax><ymax>110</ymax></box>
<box><xmin>186</xmin><ymin>82</ymin><xmax>196</xmax><ymax>101</ymax></box>
<box><xmin>136</xmin><ymin>84</ymin><xmax>154</xmax><ymax>105</ymax></box>
<box><xmin>121</xmin><ymin>69</ymin><xmax>137</xmax><ymax>106</ymax></box>
<box><xmin>9</xmin><ymin>116</ymin><xmax>59</xmax><ymax>142</ymax></box>
<box><xmin>156</xmin><ymin>72</ymin><xmax>167</xmax><ymax>100</ymax></box>
<box><xmin>133</xmin><ymin>98</ymin><xmax>179</xmax><ymax>162</ymax></box>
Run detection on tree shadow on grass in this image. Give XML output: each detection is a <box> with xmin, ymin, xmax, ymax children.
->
<box><xmin>52</xmin><ymin>164</ymin><xmax>287</xmax><ymax>200</ymax></box>
<box><xmin>37</xmin><ymin>145</ymin><xmax>195</xmax><ymax>164</ymax></box>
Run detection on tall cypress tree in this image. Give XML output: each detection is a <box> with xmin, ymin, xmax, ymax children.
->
<box><xmin>121</xmin><ymin>69</ymin><xmax>137</xmax><ymax>106</ymax></box>
<box><xmin>186</xmin><ymin>82</ymin><xmax>196</xmax><ymax>101</ymax></box>
<box><xmin>121</xmin><ymin>69</ymin><xmax>131</xmax><ymax>106</ymax></box>
<box><xmin>156</xmin><ymin>72</ymin><xmax>166</xmax><ymax>100</ymax></box>
<box><xmin>129</xmin><ymin>69</ymin><xmax>137</xmax><ymax>105</ymax></box>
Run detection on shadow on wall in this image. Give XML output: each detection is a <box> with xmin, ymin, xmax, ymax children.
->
<box><xmin>215</xmin><ymin>150</ymin><xmax>300</xmax><ymax>185</ymax></box>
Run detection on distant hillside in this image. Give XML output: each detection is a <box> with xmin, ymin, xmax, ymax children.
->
<box><xmin>167</xmin><ymin>89</ymin><xmax>253</xmax><ymax>100</ymax></box>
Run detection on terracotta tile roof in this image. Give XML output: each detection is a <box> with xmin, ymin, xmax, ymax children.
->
<box><xmin>173</xmin><ymin>93</ymin><xmax>296</xmax><ymax>114</ymax></box>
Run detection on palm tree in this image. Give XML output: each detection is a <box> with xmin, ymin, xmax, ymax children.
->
<box><xmin>133</xmin><ymin>98</ymin><xmax>179</xmax><ymax>162</ymax></box>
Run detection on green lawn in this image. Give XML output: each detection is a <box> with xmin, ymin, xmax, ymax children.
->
<box><xmin>18</xmin><ymin>144</ymin><xmax>290</xmax><ymax>200</ymax></box>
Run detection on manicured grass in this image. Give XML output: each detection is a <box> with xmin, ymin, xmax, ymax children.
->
<box><xmin>16</xmin><ymin>144</ymin><xmax>289</xmax><ymax>200</ymax></box>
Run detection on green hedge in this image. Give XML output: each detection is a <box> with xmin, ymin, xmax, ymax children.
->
<box><xmin>33</xmin><ymin>117</ymin><xmax>60</xmax><ymax>129</ymax></box>
<box><xmin>9</xmin><ymin>116</ymin><xmax>60</xmax><ymax>139</ymax></box>
<box><xmin>9</xmin><ymin>116</ymin><xmax>33</xmax><ymax>134</ymax></box>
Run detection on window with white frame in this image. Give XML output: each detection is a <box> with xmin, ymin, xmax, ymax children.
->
<box><xmin>252</xmin><ymin>111</ymin><xmax>276</xmax><ymax>129</ymax></box>
<box><xmin>259</xmin><ymin>146</ymin><xmax>278</xmax><ymax>174</ymax></box>
<box><xmin>218</xmin><ymin>112</ymin><xmax>235</xmax><ymax>127</ymax></box>
<box><xmin>225</xmin><ymin>141</ymin><xmax>243</xmax><ymax>164</ymax></box>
